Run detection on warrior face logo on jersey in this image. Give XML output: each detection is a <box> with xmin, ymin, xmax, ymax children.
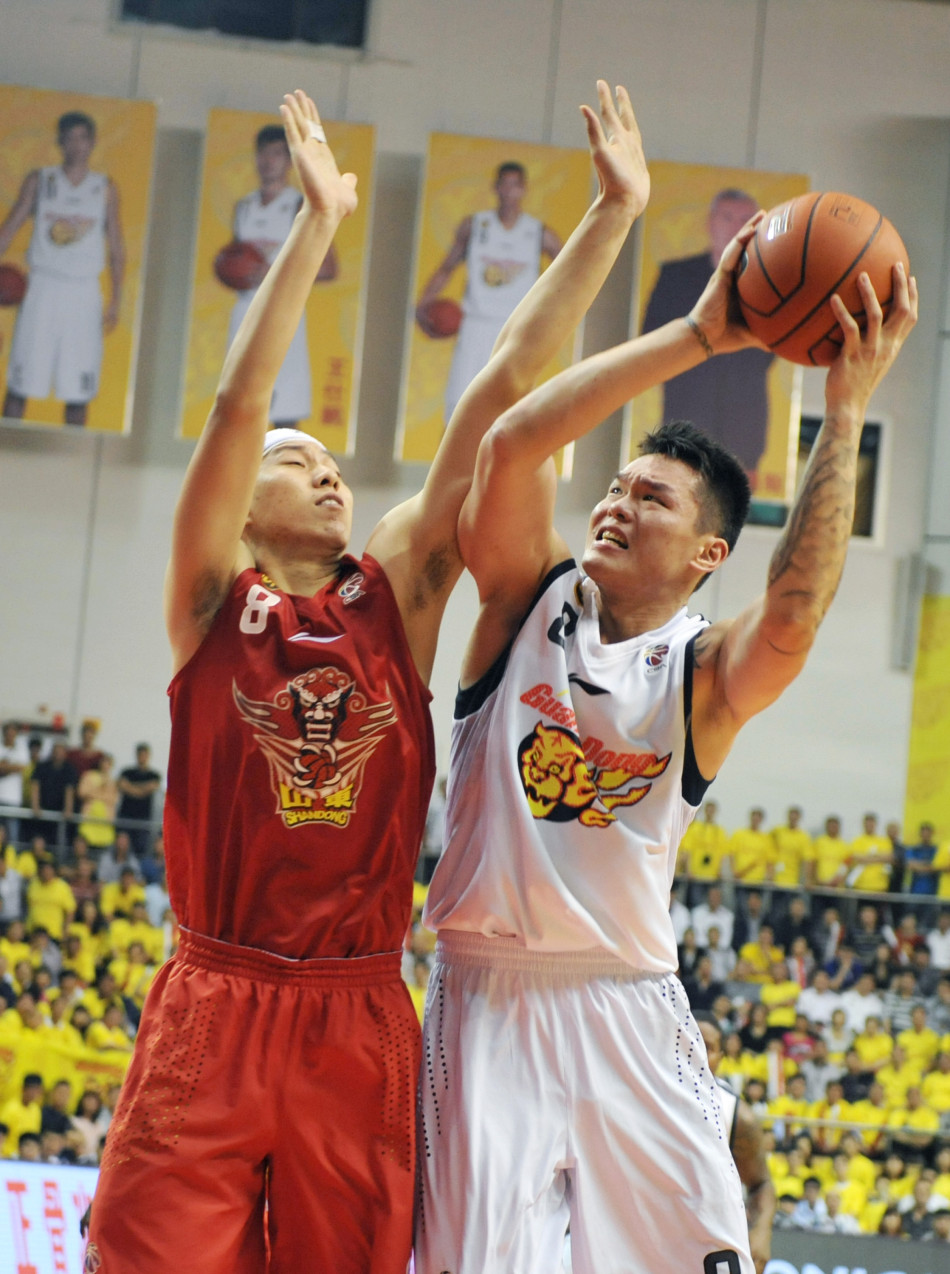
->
<box><xmin>518</xmin><ymin>722</ymin><xmax>672</xmax><ymax>829</ymax></box>
<box><xmin>234</xmin><ymin>667</ymin><xmax>396</xmax><ymax>829</ymax></box>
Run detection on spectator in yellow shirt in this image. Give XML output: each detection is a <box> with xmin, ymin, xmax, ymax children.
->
<box><xmin>729</xmin><ymin>807</ymin><xmax>773</xmax><ymax>887</ymax></box>
<box><xmin>810</xmin><ymin>816</ymin><xmax>852</xmax><ymax>888</ymax></box>
<box><xmin>26</xmin><ymin>860</ymin><xmax>75</xmax><ymax>940</ymax></box>
<box><xmin>85</xmin><ymin>1002</ymin><xmax>133</xmax><ymax>1053</ymax></box>
<box><xmin>847</xmin><ymin>1080</ymin><xmax>891</xmax><ymax>1156</ymax></box>
<box><xmin>887</xmin><ymin>1085</ymin><xmax>940</xmax><ymax>1161</ymax></box>
<box><xmin>679</xmin><ymin>799</ymin><xmax>729</xmax><ymax>900</ymax></box>
<box><xmin>771</xmin><ymin>806</ymin><xmax>811</xmax><ymax>888</ymax></box>
<box><xmin>897</xmin><ymin>1004</ymin><xmax>942</xmax><ymax>1072</ymax></box>
<box><xmin>760</xmin><ymin>960</ymin><xmax>802</xmax><ymax>1029</ymax></box>
<box><xmin>0</xmin><ymin>1073</ymin><xmax>44</xmax><ymax>1157</ymax></box>
<box><xmin>876</xmin><ymin>1044</ymin><xmax>923</xmax><ymax>1108</ymax></box>
<box><xmin>768</xmin><ymin>1075</ymin><xmax>812</xmax><ymax>1146</ymax></box>
<box><xmin>739</xmin><ymin>924</ymin><xmax>784</xmax><ymax>983</ymax></box>
<box><xmin>811</xmin><ymin>1079</ymin><xmax>851</xmax><ymax>1154</ymax></box>
<box><xmin>848</xmin><ymin>813</ymin><xmax>893</xmax><ymax>893</ymax></box>
<box><xmin>99</xmin><ymin>866</ymin><xmax>145</xmax><ymax>920</ymax></box>
<box><xmin>852</xmin><ymin>1015</ymin><xmax>895</xmax><ymax>1073</ymax></box>
<box><xmin>921</xmin><ymin>1051</ymin><xmax>950</xmax><ymax>1113</ymax></box>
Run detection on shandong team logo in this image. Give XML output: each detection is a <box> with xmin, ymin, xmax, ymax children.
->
<box><xmin>518</xmin><ymin>722</ymin><xmax>670</xmax><ymax>828</ymax></box>
<box><xmin>234</xmin><ymin>665</ymin><xmax>396</xmax><ymax>829</ymax></box>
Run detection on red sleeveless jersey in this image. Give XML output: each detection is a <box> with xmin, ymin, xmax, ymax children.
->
<box><xmin>164</xmin><ymin>555</ymin><xmax>435</xmax><ymax>959</ymax></box>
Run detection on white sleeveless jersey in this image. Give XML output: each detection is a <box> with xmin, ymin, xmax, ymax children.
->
<box><xmin>233</xmin><ymin>186</ymin><xmax>303</xmax><ymax>288</ymax></box>
<box><xmin>462</xmin><ymin>209</ymin><xmax>543</xmax><ymax>321</ymax></box>
<box><xmin>425</xmin><ymin>561</ymin><xmax>711</xmax><ymax>972</ymax></box>
<box><xmin>28</xmin><ymin>166</ymin><xmax>107</xmax><ymax>278</ymax></box>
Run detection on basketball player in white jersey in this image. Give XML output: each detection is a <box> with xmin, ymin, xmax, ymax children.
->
<box><xmin>226</xmin><ymin>124</ymin><xmax>339</xmax><ymax>428</ymax></box>
<box><xmin>416</xmin><ymin>162</ymin><xmax>562</xmax><ymax>421</ymax></box>
<box><xmin>416</xmin><ymin>215</ymin><xmax>917</xmax><ymax>1271</ymax></box>
<box><xmin>0</xmin><ymin>111</ymin><xmax>124</xmax><ymax>426</ymax></box>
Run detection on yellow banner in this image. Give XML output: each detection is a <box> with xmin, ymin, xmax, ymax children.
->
<box><xmin>0</xmin><ymin>84</ymin><xmax>156</xmax><ymax>433</ymax></box>
<box><xmin>905</xmin><ymin>594</ymin><xmax>950</xmax><ymax>833</ymax></box>
<box><xmin>180</xmin><ymin>109</ymin><xmax>375</xmax><ymax>453</ymax></box>
<box><xmin>398</xmin><ymin>132</ymin><xmax>591</xmax><ymax>468</ymax></box>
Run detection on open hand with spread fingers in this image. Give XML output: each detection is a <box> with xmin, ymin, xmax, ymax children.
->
<box><xmin>580</xmin><ymin>81</ymin><xmax>651</xmax><ymax>219</ymax></box>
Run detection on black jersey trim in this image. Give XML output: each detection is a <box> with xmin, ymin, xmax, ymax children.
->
<box><xmin>681</xmin><ymin>632</ymin><xmax>713</xmax><ymax>806</ymax></box>
<box><xmin>455</xmin><ymin>559</ymin><xmax>577</xmax><ymax>721</ymax></box>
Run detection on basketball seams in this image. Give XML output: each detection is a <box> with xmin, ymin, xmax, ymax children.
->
<box><xmin>740</xmin><ymin>192</ymin><xmax>820</xmax><ymax>319</ymax></box>
<box><xmin>773</xmin><ymin>208</ymin><xmax>884</xmax><ymax>361</ymax></box>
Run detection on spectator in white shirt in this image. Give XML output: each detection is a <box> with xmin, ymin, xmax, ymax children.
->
<box><xmin>840</xmin><ymin>971</ymin><xmax>885</xmax><ymax>1033</ymax></box>
<box><xmin>691</xmin><ymin>883</ymin><xmax>735</xmax><ymax>949</ymax></box>
<box><xmin>927</xmin><ymin>910</ymin><xmax>950</xmax><ymax>971</ymax></box>
<box><xmin>797</xmin><ymin>969</ymin><xmax>843</xmax><ymax>1028</ymax></box>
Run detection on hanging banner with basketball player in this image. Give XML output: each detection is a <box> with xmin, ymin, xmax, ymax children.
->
<box><xmin>180</xmin><ymin>108</ymin><xmax>375</xmax><ymax>452</ymax></box>
<box><xmin>398</xmin><ymin>132</ymin><xmax>592</xmax><ymax>469</ymax></box>
<box><xmin>625</xmin><ymin>161</ymin><xmax>809</xmax><ymax>509</ymax></box>
<box><xmin>0</xmin><ymin>84</ymin><xmax>156</xmax><ymax>434</ymax></box>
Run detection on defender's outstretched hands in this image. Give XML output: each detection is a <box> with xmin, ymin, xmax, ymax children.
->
<box><xmin>687</xmin><ymin>211</ymin><xmax>767</xmax><ymax>355</ymax></box>
<box><xmin>825</xmin><ymin>263</ymin><xmax>917</xmax><ymax>415</ymax></box>
<box><xmin>580</xmin><ymin>82</ymin><xmax>650</xmax><ymax>219</ymax></box>
<box><xmin>280</xmin><ymin>90</ymin><xmax>358</xmax><ymax>223</ymax></box>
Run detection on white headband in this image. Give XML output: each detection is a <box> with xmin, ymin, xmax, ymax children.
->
<box><xmin>262</xmin><ymin>427</ymin><xmax>329</xmax><ymax>457</ymax></box>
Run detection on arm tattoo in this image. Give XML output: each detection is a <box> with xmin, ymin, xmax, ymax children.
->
<box><xmin>766</xmin><ymin>417</ymin><xmax>859</xmax><ymax>621</ymax></box>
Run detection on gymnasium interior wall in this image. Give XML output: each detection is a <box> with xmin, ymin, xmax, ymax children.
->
<box><xmin>1</xmin><ymin>0</ymin><xmax>949</xmax><ymax>837</ymax></box>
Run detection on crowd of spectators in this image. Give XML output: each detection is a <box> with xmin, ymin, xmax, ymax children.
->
<box><xmin>0</xmin><ymin>718</ymin><xmax>170</xmax><ymax>1166</ymax></box>
<box><xmin>673</xmin><ymin>800</ymin><xmax>950</xmax><ymax>1242</ymax></box>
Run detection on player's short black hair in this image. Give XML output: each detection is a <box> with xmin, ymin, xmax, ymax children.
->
<box><xmin>639</xmin><ymin>420</ymin><xmax>751</xmax><ymax>589</ymax></box>
<box><xmin>496</xmin><ymin>161</ymin><xmax>526</xmax><ymax>183</ymax></box>
<box><xmin>256</xmin><ymin>124</ymin><xmax>289</xmax><ymax>151</ymax></box>
<box><xmin>57</xmin><ymin>111</ymin><xmax>96</xmax><ymax>142</ymax></box>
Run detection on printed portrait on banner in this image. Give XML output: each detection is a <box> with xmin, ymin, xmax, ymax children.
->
<box><xmin>180</xmin><ymin>108</ymin><xmax>375</xmax><ymax>452</ymax></box>
<box><xmin>626</xmin><ymin>161</ymin><xmax>809</xmax><ymax>509</ymax></box>
<box><xmin>0</xmin><ymin>85</ymin><xmax>156</xmax><ymax>434</ymax></box>
<box><xmin>399</xmin><ymin>131</ymin><xmax>592</xmax><ymax>470</ymax></box>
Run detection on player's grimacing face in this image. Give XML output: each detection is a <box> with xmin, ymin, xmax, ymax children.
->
<box><xmin>582</xmin><ymin>454</ymin><xmax>712</xmax><ymax>587</ymax></box>
<box><xmin>249</xmin><ymin>441</ymin><xmax>353</xmax><ymax>549</ymax></box>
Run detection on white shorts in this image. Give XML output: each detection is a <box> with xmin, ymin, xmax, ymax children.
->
<box><xmin>7</xmin><ymin>270</ymin><xmax>103</xmax><ymax>402</ymax></box>
<box><xmin>228</xmin><ymin>292</ymin><xmax>311</xmax><ymax>424</ymax></box>
<box><xmin>444</xmin><ymin>312</ymin><xmax>504</xmax><ymax>421</ymax></box>
<box><xmin>415</xmin><ymin>932</ymin><xmax>753</xmax><ymax>1274</ymax></box>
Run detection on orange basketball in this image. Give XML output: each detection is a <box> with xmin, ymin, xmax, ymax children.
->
<box><xmin>425</xmin><ymin>296</ymin><xmax>462</xmax><ymax>338</ymax></box>
<box><xmin>0</xmin><ymin>262</ymin><xmax>27</xmax><ymax>306</ymax></box>
<box><xmin>736</xmin><ymin>192</ymin><xmax>909</xmax><ymax>366</ymax></box>
<box><xmin>213</xmin><ymin>240</ymin><xmax>268</xmax><ymax>291</ymax></box>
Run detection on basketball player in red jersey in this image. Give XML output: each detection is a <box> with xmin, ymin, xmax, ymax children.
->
<box><xmin>84</xmin><ymin>85</ymin><xmax>650</xmax><ymax>1273</ymax></box>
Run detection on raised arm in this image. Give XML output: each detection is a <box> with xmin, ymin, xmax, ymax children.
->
<box><xmin>164</xmin><ymin>91</ymin><xmax>357</xmax><ymax>673</ymax></box>
<box><xmin>369</xmin><ymin>81</ymin><xmax>650</xmax><ymax>680</ymax></box>
<box><xmin>690</xmin><ymin>263</ymin><xmax>918</xmax><ymax>777</ymax></box>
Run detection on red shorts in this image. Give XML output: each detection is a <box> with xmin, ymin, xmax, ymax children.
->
<box><xmin>87</xmin><ymin>929</ymin><xmax>420</xmax><ymax>1274</ymax></box>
